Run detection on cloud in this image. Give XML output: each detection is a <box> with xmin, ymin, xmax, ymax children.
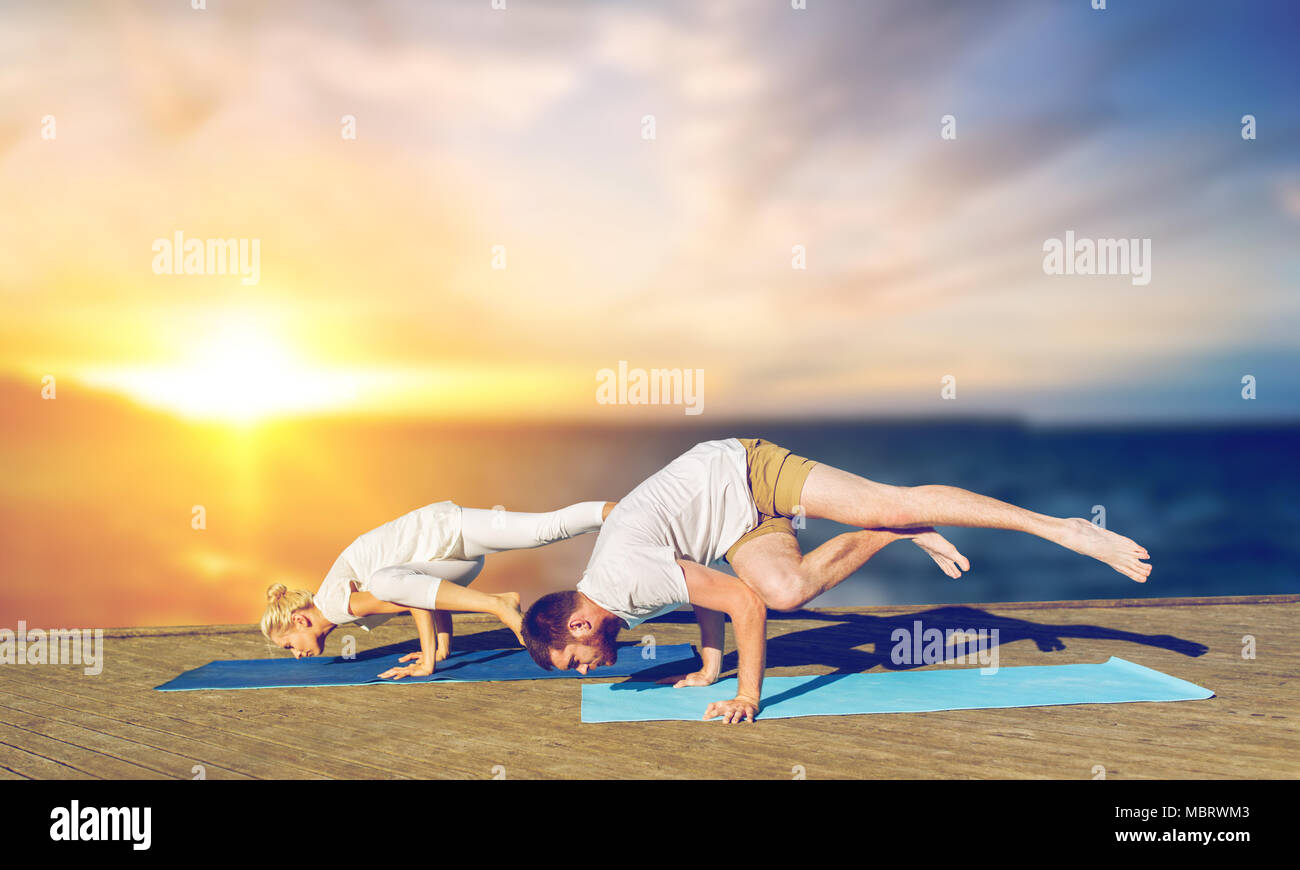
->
<box><xmin>0</xmin><ymin>0</ymin><xmax>1296</xmax><ymax>422</ymax></box>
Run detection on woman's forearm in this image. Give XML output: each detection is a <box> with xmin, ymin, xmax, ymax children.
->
<box><xmin>433</xmin><ymin>609</ymin><xmax>453</xmax><ymax>656</ymax></box>
<box><xmin>411</xmin><ymin>607</ymin><xmax>437</xmax><ymax>661</ymax></box>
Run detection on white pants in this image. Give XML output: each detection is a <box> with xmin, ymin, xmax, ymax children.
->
<box><xmin>366</xmin><ymin>501</ymin><xmax>606</xmax><ymax>610</ymax></box>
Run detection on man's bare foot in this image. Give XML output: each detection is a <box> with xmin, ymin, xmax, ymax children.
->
<box><xmin>1055</xmin><ymin>517</ymin><xmax>1152</xmax><ymax>582</ymax></box>
<box><xmin>908</xmin><ymin>528</ymin><xmax>971</xmax><ymax>579</ymax></box>
<box><xmin>494</xmin><ymin>591</ymin><xmax>525</xmax><ymax>646</ymax></box>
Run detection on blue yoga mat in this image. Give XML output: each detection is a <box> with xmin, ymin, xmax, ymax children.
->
<box><xmin>156</xmin><ymin>643</ymin><xmax>698</xmax><ymax>691</ymax></box>
<box><xmin>580</xmin><ymin>656</ymin><xmax>1213</xmax><ymax>722</ymax></box>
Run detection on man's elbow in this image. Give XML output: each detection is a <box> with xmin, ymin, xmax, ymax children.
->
<box><xmin>732</xmin><ymin>585</ymin><xmax>767</xmax><ymax>623</ymax></box>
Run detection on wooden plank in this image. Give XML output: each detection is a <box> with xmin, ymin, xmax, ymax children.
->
<box><xmin>3</xmin><ymin>597</ymin><xmax>1296</xmax><ymax>779</ymax></box>
<box><xmin>0</xmin><ymin>696</ymin><xmax>237</xmax><ymax>780</ymax></box>
<box><xmin>0</xmin><ymin>741</ymin><xmax>94</xmax><ymax>780</ymax></box>
<box><xmin>96</xmin><ymin>646</ymin><xmax>491</xmax><ymax>778</ymax></box>
<box><xmin>0</xmin><ymin>682</ymin><xmax>259</xmax><ymax>780</ymax></box>
<box><xmin>0</xmin><ymin>667</ymin><xmax>414</xmax><ymax>780</ymax></box>
<box><xmin>0</xmin><ymin>713</ymin><xmax>163</xmax><ymax>779</ymax></box>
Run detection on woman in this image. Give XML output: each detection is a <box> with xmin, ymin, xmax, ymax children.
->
<box><xmin>261</xmin><ymin>499</ymin><xmax>614</xmax><ymax>679</ymax></box>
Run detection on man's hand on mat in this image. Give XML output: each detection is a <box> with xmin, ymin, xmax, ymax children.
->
<box><xmin>658</xmin><ymin>669</ymin><xmax>719</xmax><ymax>688</ymax></box>
<box><xmin>704</xmin><ymin>696</ymin><xmax>759</xmax><ymax>724</ymax></box>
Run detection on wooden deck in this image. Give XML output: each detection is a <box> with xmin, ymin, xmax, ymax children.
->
<box><xmin>1</xmin><ymin>595</ymin><xmax>1296</xmax><ymax>779</ymax></box>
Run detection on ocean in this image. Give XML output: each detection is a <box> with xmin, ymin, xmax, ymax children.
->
<box><xmin>3</xmin><ymin>394</ymin><xmax>1296</xmax><ymax>627</ymax></box>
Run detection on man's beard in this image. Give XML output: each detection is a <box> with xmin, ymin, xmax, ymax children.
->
<box><xmin>590</xmin><ymin>616</ymin><xmax>623</xmax><ymax>664</ymax></box>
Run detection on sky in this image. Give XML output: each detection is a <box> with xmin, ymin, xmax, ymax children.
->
<box><xmin>1</xmin><ymin>0</ymin><xmax>1298</xmax><ymax>629</ymax></box>
<box><xmin>1</xmin><ymin>0</ymin><xmax>1297</xmax><ymax>424</ymax></box>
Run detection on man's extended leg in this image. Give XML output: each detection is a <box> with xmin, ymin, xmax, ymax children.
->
<box><xmin>797</xmin><ymin>464</ymin><xmax>1151</xmax><ymax>583</ymax></box>
<box><xmin>729</xmin><ymin>526</ymin><xmax>964</xmax><ymax>612</ymax></box>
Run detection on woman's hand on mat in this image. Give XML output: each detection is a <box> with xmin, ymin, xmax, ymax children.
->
<box><xmin>704</xmin><ymin>696</ymin><xmax>759</xmax><ymax>724</ymax></box>
<box><xmin>379</xmin><ymin>656</ymin><xmax>436</xmax><ymax>679</ymax></box>
<box><xmin>397</xmin><ymin>648</ymin><xmax>449</xmax><ymax>665</ymax></box>
<box><xmin>659</xmin><ymin>670</ymin><xmax>719</xmax><ymax>688</ymax></box>
<box><xmin>395</xmin><ymin>650</ymin><xmax>436</xmax><ymax>668</ymax></box>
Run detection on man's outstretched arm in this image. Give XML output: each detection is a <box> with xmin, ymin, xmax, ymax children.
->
<box><xmin>678</xmin><ymin>560</ymin><xmax>767</xmax><ymax>723</ymax></box>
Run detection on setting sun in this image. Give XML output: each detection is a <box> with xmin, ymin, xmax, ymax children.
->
<box><xmin>78</xmin><ymin>315</ymin><xmax>361</xmax><ymax>425</ymax></box>
<box><xmin>68</xmin><ymin>309</ymin><xmax>591</xmax><ymax>424</ymax></box>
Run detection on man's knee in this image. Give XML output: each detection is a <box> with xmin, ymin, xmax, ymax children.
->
<box><xmin>753</xmin><ymin>569</ymin><xmax>809</xmax><ymax>612</ymax></box>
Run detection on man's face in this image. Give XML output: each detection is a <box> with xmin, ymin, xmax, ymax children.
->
<box><xmin>549</xmin><ymin>633</ymin><xmax>619</xmax><ymax>675</ymax></box>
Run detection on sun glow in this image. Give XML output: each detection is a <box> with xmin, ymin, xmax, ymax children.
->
<box><xmin>71</xmin><ymin>312</ymin><xmax>588</xmax><ymax>424</ymax></box>
<box><xmin>79</xmin><ymin>318</ymin><xmax>363</xmax><ymax>425</ymax></box>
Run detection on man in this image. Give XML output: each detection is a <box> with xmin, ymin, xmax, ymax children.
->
<box><xmin>522</xmin><ymin>438</ymin><xmax>1151</xmax><ymax>723</ymax></box>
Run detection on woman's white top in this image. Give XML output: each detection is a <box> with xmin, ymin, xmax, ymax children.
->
<box><xmin>314</xmin><ymin>501</ymin><xmax>463</xmax><ymax>630</ymax></box>
<box><xmin>576</xmin><ymin>439</ymin><xmax>757</xmax><ymax>627</ymax></box>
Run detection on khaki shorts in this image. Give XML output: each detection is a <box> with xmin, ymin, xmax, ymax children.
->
<box><xmin>725</xmin><ymin>438</ymin><xmax>818</xmax><ymax>563</ymax></box>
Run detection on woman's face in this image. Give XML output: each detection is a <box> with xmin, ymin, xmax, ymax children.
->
<box><xmin>272</xmin><ymin>618</ymin><xmax>325</xmax><ymax>658</ymax></box>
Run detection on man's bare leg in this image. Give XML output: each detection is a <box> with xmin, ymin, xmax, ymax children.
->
<box><xmin>729</xmin><ymin>526</ymin><xmax>966</xmax><ymax>612</ymax></box>
<box><xmin>797</xmin><ymin>464</ymin><xmax>1152</xmax><ymax>583</ymax></box>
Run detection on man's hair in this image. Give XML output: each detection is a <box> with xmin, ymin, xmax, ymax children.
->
<box><xmin>522</xmin><ymin>590</ymin><xmax>584</xmax><ymax>669</ymax></box>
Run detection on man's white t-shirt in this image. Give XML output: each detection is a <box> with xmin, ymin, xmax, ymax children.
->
<box><xmin>576</xmin><ymin>439</ymin><xmax>757</xmax><ymax>627</ymax></box>
<box><xmin>315</xmin><ymin>501</ymin><xmax>462</xmax><ymax>630</ymax></box>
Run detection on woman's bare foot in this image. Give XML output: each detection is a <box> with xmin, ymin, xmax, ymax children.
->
<box><xmin>1055</xmin><ymin>517</ymin><xmax>1152</xmax><ymax>582</ymax></box>
<box><xmin>908</xmin><ymin>528</ymin><xmax>971</xmax><ymax>579</ymax></box>
<box><xmin>494</xmin><ymin>591</ymin><xmax>525</xmax><ymax>646</ymax></box>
